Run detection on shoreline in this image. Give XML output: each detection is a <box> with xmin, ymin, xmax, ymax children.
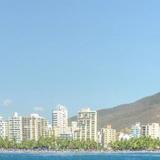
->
<box><xmin>0</xmin><ymin>149</ymin><xmax>160</xmax><ymax>154</ymax></box>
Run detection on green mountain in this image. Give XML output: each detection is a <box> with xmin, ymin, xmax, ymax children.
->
<box><xmin>69</xmin><ymin>92</ymin><xmax>160</xmax><ymax>131</ymax></box>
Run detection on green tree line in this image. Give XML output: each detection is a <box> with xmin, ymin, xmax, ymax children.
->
<box><xmin>0</xmin><ymin>136</ymin><xmax>159</xmax><ymax>151</ymax></box>
<box><xmin>111</xmin><ymin>136</ymin><xmax>160</xmax><ymax>151</ymax></box>
<box><xmin>0</xmin><ymin>136</ymin><xmax>102</xmax><ymax>150</ymax></box>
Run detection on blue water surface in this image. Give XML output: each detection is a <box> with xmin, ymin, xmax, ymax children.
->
<box><xmin>0</xmin><ymin>152</ymin><xmax>160</xmax><ymax>160</ymax></box>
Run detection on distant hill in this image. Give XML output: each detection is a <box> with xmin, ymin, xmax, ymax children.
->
<box><xmin>69</xmin><ymin>92</ymin><xmax>160</xmax><ymax>131</ymax></box>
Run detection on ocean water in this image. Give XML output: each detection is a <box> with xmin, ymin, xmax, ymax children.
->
<box><xmin>0</xmin><ymin>152</ymin><xmax>160</xmax><ymax>160</ymax></box>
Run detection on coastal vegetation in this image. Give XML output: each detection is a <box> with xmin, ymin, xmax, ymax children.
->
<box><xmin>0</xmin><ymin>136</ymin><xmax>160</xmax><ymax>151</ymax></box>
<box><xmin>0</xmin><ymin>136</ymin><xmax>101</xmax><ymax>150</ymax></box>
<box><xmin>111</xmin><ymin>136</ymin><xmax>160</xmax><ymax>151</ymax></box>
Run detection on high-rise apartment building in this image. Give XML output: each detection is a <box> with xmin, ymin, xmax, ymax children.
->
<box><xmin>0</xmin><ymin>116</ymin><xmax>4</xmax><ymax>138</ymax></box>
<box><xmin>101</xmin><ymin>125</ymin><xmax>116</xmax><ymax>147</ymax></box>
<box><xmin>131</xmin><ymin>122</ymin><xmax>141</xmax><ymax>138</ymax></box>
<box><xmin>52</xmin><ymin>105</ymin><xmax>68</xmax><ymax>135</ymax></box>
<box><xmin>0</xmin><ymin>117</ymin><xmax>9</xmax><ymax>139</ymax></box>
<box><xmin>22</xmin><ymin>113</ymin><xmax>48</xmax><ymax>141</ymax></box>
<box><xmin>77</xmin><ymin>108</ymin><xmax>97</xmax><ymax>141</ymax></box>
<box><xmin>141</xmin><ymin>123</ymin><xmax>160</xmax><ymax>139</ymax></box>
<box><xmin>8</xmin><ymin>112</ymin><xmax>22</xmax><ymax>143</ymax></box>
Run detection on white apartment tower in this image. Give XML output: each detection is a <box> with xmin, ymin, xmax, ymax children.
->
<box><xmin>0</xmin><ymin>117</ymin><xmax>5</xmax><ymax>138</ymax></box>
<box><xmin>9</xmin><ymin>112</ymin><xmax>22</xmax><ymax>143</ymax></box>
<box><xmin>0</xmin><ymin>116</ymin><xmax>9</xmax><ymax>139</ymax></box>
<box><xmin>77</xmin><ymin>108</ymin><xmax>97</xmax><ymax>142</ymax></box>
<box><xmin>131</xmin><ymin>122</ymin><xmax>141</xmax><ymax>138</ymax></box>
<box><xmin>141</xmin><ymin>123</ymin><xmax>160</xmax><ymax>139</ymax></box>
<box><xmin>52</xmin><ymin>105</ymin><xmax>68</xmax><ymax>135</ymax></box>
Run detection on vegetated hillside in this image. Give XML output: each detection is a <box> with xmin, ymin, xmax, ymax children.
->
<box><xmin>69</xmin><ymin>92</ymin><xmax>160</xmax><ymax>131</ymax></box>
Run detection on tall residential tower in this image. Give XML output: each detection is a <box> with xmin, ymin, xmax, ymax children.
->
<box><xmin>8</xmin><ymin>112</ymin><xmax>22</xmax><ymax>143</ymax></box>
<box><xmin>22</xmin><ymin>113</ymin><xmax>48</xmax><ymax>141</ymax></box>
<box><xmin>77</xmin><ymin>108</ymin><xmax>97</xmax><ymax>142</ymax></box>
<box><xmin>52</xmin><ymin>105</ymin><xmax>68</xmax><ymax>136</ymax></box>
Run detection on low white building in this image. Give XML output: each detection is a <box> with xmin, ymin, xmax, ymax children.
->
<box><xmin>119</xmin><ymin>132</ymin><xmax>131</xmax><ymax>141</ymax></box>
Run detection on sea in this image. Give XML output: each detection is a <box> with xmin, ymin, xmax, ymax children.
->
<box><xmin>0</xmin><ymin>152</ymin><xmax>160</xmax><ymax>160</ymax></box>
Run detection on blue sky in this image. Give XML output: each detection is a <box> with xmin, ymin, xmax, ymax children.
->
<box><xmin>0</xmin><ymin>0</ymin><xmax>160</xmax><ymax>120</ymax></box>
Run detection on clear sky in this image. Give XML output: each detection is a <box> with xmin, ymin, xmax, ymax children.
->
<box><xmin>0</xmin><ymin>0</ymin><xmax>160</xmax><ymax>120</ymax></box>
